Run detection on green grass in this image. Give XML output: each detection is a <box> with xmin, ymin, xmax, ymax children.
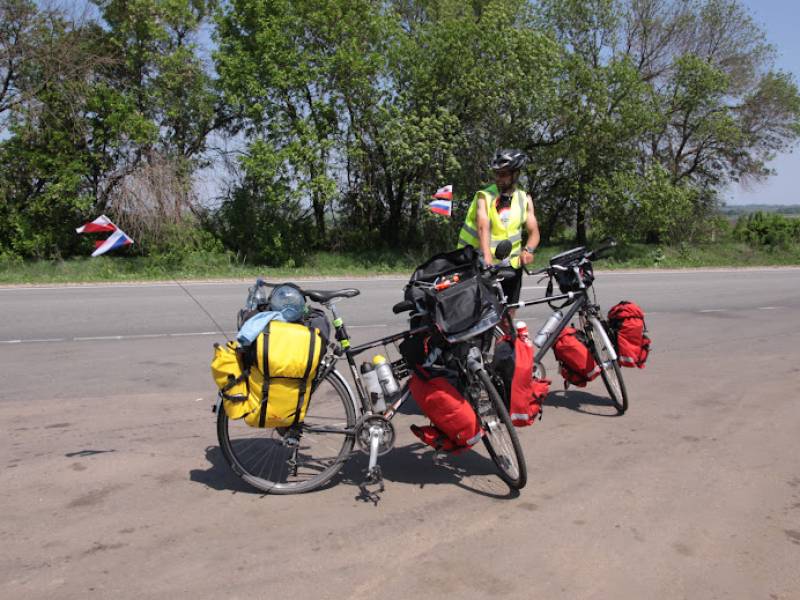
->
<box><xmin>1</xmin><ymin>242</ymin><xmax>798</xmax><ymax>285</ymax></box>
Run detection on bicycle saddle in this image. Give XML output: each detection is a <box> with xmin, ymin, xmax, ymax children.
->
<box><xmin>304</xmin><ymin>288</ymin><xmax>361</xmax><ymax>303</ymax></box>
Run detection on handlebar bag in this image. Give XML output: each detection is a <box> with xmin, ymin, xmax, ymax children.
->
<box><xmin>492</xmin><ymin>336</ymin><xmax>550</xmax><ymax>427</ymax></box>
<box><xmin>408</xmin><ymin>368</ymin><xmax>482</xmax><ymax>452</ymax></box>
<box><xmin>608</xmin><ymin>301</ymin><xmax>651</xmax><ymax>368</ymax></box>
<box><xmin>404</xmin><ymin>246</ymin><xmax>481</xmax><ymax>310</ymax></box>
<box><xmin>553</xmin><ymin>326</ymin><xmax>600</xmax><ymax>387</ymax></box>
<box><xmin>549</xmin><ymin>247</ymin><xmax>595</xmax><ymax>293</ymax></box>
<box><xmin>428</xmin><ymin>276</ymin><xmax>502</xmax><ymax>343</ymax></box>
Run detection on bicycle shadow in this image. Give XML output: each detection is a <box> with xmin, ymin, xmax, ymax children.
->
<box><xmin>190</xmin><ymin>443</ymin><xmax>520</xmax><ymax>500</ymax></box>
<box><xmin>189</xmin><ymin>446</ymin><xmax>269</xmax><ymax>495</ymax></box>
<box><xmin>337</xmin><ymin>442</ymin><xmax>520</xmax><ymax>501</ymax></box>
<box><xmin>544</xmin><ymin>389</ymin><xmax>621</xmax><ymax>417</ymax></box>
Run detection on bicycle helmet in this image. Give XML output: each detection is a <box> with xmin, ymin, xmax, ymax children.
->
<box><xmin>490</xmin><ymin>148</ymin><xmax>528</xmax><ymax>172</ymax></box>
<box><xmin>269</xmin><ymin>284</ymin><xmax>306</xmax><ymax>322</ymax></box>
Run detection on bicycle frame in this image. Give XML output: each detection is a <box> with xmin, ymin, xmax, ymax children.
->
<box><xmin>314</xmin><ymin>300</ymin><xmax>422</xmax><ymax>421</ymax></box>
<box><xmin>502</xmin><ymin>280</ymin><xmax>617</xmax><ymax>364</ymax></box>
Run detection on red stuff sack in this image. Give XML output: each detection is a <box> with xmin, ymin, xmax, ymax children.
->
<box><xmin>493</xmin><ymin>336</ymin><xmax>549</xmax><ymax>427</ymax></box>
<box><xmin>553</xmin><ymin>326</ymin><xmax>600</xmax><ymax>387</ymax></box>
<box><xmin>608</xmin><ymin>301</ymin><xmax>651</xmax><ymax>368</ymax></box>
<box><xmin>408</xmin><ymin>370</ymin><xmax>482</xmax><ymax>452</ymax></box>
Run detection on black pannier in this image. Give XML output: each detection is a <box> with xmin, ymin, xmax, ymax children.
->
<box><xmin>549</xmin><ymin>247</ymin><xmax>594</xmax><ymax>293</ymax></box>
<box><xmin>404</xmin><ymin>246</ymin><xmax>502</xmax><ymax>345</ymax></box>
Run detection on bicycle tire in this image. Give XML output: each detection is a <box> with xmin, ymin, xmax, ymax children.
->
<box><xmin>217</xmin><ymin>369</ymin><xmax>357</xmax><ymax>494</ymax></box>
<box><xmin>587</xmin><ymin>320</ymin><xmax>628</xmax><ymax>414</ymax></box>
<box><xmin>476</xmin><ymin>369</ymin><xmax>527</xmax><ymax>490</ymax></box>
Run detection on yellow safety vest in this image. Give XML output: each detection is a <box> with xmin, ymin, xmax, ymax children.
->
<box><xmin>457</xmin><ymin>184</ymin><xmax>527</xmax><ymax>268</ymax></box>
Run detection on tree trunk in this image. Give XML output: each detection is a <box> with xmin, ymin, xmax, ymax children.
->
<box><xmin>576</xmin><ymin>199</ymin><xmax>587</xmax><ymax>245</ymax></box>
<box><xmin>312</xmin><ymin>195</ymin><xmax>326</xmax><ymax>240</ymax></box>
<box><xmin>387</xmin><ymin>180</ymin><xmax>404</xmax><ymax>246</ymax></box>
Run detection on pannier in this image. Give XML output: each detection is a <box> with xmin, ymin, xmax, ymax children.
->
<box><xmin>404</xmin><ymin>246</ymin><xmax>502</xmax><ymax>344</ymax></box>
<box><xmin>608</xmin><ymin>301</ymin><xmax>650</xmax><ymax>368</ymax></box>
<box><xmin>492</xmin><ymin>335</ymin><xmax>549</xmax><ymax>427</ymax></box>
<box><xmin>408</xmin><ymin>368</ymin><xmax>482</xmax><ymax>452</ymax></box>
<box><xmin>211</xmin><ymin>341</ymin><xmax>260</xmax><ymax>419</ymax></box>
<box><xmin>211</xmin><ymin>320</ymin><xmax>323</xmax><ymax>427</ymax></box>
<box><xmin>549</xmin><ymin>246</ymin><xmax>594</xmax><ymax>293</ymax></box>
<box><xmin>553</xmin><ymin>326</ymin><xmax>600</xmax><ymax>387</ymax></box>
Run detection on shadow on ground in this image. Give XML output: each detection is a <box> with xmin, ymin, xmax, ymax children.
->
<box><xmin>544</xmin><ymin>389</ymin><xmax>622</xmax><ymax>417</ymax></box>
<box><xmin>190</xmin><ymin>441</ymin><xmax>519</xmax><ymax>501</ymax></box>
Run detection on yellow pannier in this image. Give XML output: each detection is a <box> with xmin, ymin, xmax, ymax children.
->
<box><xmin>211</xmin><ymin>321</ymin><xmax>323</xmax><ymax>428</ymax></box>
<box><xmin>211</xmin><ymin>341</ymin><xmax>259</xmax><ymax>419</ymax></box>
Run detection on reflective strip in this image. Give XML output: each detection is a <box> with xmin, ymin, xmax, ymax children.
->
<box><xmin>461</xmin><ymin>223</ymin><xmax>478</xmax><ymax>239</ymax></box>
<box><xmin>588</xmin><ymin>364</ymin><xmax>601</xmax><ymax>379</ymax></box>
<box><xmin>466</xmin><ymin>431</ymin><xmax>483</xmax><ymax>446</ymax></box>
<box><xmin>619</xmin><ymin>356</ymin><xmax>635</xmax><ymax>365</ymax></box>
<box><xmin>507</xmin><ymin>232</ymin><xmax>522</xmax><ymax>243</ymax></box>
<box><xmin>511</xmin><ymin>413</ymin><xmax>532</xmax><ymax>421</ymax></box>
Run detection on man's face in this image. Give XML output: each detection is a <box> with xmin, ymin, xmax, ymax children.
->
<box><xmin>494</xmin><ymin>169</ymin><xmax>514</xmax><ymax>192</ymax></box>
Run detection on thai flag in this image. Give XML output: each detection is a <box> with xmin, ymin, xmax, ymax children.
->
<box><xmin>76</xmin><ymin>214</ymin><xmax>134</xmax><ymax>257</ymax></box>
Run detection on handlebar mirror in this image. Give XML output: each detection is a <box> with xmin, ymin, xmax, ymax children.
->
<box><xmin>494</xmin><ymin>240</ymin><xmax>512</xmax><ymax>261</ymax></box>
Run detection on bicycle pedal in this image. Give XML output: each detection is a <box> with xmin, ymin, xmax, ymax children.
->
<box><xmin>358</xmin><ymin>466</ymin><xmax>385</xmax><ymax>504</ymax></box>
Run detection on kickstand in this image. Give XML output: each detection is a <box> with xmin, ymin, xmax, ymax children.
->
<box><xmin>357</xmin><ymin>466</ymin><xmax>384</xmax><ymax>505</ymax></box>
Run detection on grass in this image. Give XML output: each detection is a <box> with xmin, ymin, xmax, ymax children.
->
<box><xmin>1</xmin><ymin>242</ymin><xmax>798</xmax><ymax>285</ymax></box>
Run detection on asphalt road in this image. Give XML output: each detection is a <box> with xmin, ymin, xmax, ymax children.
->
<box><xmin>1</xmin><ymin>268</ymin><xmax>799</xmax><ymax>599</ymax></box>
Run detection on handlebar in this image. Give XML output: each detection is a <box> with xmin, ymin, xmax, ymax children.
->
<box><xmin>523</xmin><ymin>238</ymin><xmax>618</xmax><ymax>276</ymax></box>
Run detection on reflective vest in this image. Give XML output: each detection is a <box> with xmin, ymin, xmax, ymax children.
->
<box><xmin>458</xmin><ymin>184</ymin><xmax>527</xmax><ymax>268</ymax></box>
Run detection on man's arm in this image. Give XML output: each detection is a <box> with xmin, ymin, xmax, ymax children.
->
<box><xmin>521</xmin><ymin>193</ymin><xmax>540</xmax><ymax>266</ymax></box>
<box><xmin>476</xmin><ymin>193</ymin><xmax>494</xmax><ymax>264</ymax></box>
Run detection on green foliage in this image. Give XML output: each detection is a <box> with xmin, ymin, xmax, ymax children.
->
<box><xmin>210</xmin><ymin>170</ymin><xmax>315</xmax><ymax>267</ymax></box>
<box><xmin>733</xmin><ymin>211</ymin><xmax>800</xmax><ymax>250</ymax></box>
<box><xmin>2</xmin><ymin>0</ymin><xmax>800</xmax><ymax>265</ymax></box>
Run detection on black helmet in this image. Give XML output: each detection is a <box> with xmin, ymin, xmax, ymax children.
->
<box><xmin>490</xmin><ymin>148</ymin><xmax>528</xmax><ymax>172</ymax></box>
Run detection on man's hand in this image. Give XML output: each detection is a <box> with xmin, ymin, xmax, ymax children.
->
<box><xmin>521</xmin><ymin>248</ymin><xmax>535</xmax><ymax>265</ymax></box>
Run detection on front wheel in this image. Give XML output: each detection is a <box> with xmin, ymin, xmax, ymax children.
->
<box><xmin>475</xmin><ymin>369</ymin><xmax>527</xmax><ymax>490</ymax></box>
<box><xmin>217</xmin><ymin>369</ymin><xmax>357</xmax><ymax>494</ymax></box>
<box><xmin>587</xmin><ymin>319</ymin><xmax>628</xmax><ymax>414</ymax></box>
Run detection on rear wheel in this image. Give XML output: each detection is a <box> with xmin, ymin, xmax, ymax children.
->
<box><xmin>586</xmin><ymin>320</ymin><xmax>628</xmax><ymax>414</ymax></box>
<box><xmin>217</xmin><ymin>369</ymin><xmax>357</xmax><ymax>494</ymax></box>
<box><xmin>475</xmin><ymin>369</ymin><xmax>527</xmax><ymax>490</ymax></box>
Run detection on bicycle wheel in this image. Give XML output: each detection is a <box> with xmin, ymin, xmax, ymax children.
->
<box><xmin>217</xmin><ymin>369</ymin><xmax>357</xmax><ymax>494</ymax></box>
<box><xmin>475</xmin><ymin>369</ymin><xmax>527</xmax><ymax>490</ymax></box>
<box><xmin>586</xmin><ymin>320</ymin><xmax>628</xmax><ymax>414</ymax></box>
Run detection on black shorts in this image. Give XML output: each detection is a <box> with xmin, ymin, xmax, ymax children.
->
<box><xmin>500</xmin><ymin>267</ymin><xmax>523</xmax><ymax>304</ymax></box>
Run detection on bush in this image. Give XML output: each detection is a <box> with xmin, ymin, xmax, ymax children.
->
<box><xmin>733</xmin><ymin>211</ymin><xmax>800</xmax><ymax>249</ymax></box>
<box><xmin>210</xmin><ymin>184</ymin><xmax>314</xmax><ymax>267</ymax></box>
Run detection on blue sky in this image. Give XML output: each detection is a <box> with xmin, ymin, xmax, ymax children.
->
<box><xmin>727</xmin><ymin>0</ymin><xmax>800</xmax><ymax>205</ymax></box>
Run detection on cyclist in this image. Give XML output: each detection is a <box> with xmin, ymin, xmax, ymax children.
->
<box><xmin>458</xmin><ymin>148</ymin><xmax>540</xmax><ymax>311</ymax></box>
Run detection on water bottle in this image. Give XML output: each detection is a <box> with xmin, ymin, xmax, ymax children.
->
<box><xmin>533</xmin><ymin>310</ymin><xmax>563</xmax><ymax>348</ymax></box>
<box><xmin>515</xmin><ymin>320</ymin><xmax>533</xmax><ymax>348</ymax></box>
<box><xmin>360</xmin><ymin>362</ymin><xmax>386</xmax><ymax>412</ymax></box>
<box><xmin>372</xmin><ymin>354</ymin><xmax>400</xmax><ymax>399</ymax></box>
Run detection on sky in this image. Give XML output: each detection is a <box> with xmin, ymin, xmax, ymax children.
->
<box><xmin>727</xmin><ymin>0</ymin><xmax>800</xmax><ymax>205</ymax></box>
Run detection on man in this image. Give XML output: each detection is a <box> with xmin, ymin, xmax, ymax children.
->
<box><xmin>458</xmin><ymin>148</ymin><xmax>540</xmax><ymax>307</ymax></box>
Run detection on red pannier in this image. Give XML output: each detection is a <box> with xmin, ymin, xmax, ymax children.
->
<box><xmin>553</xmin><ymin>326</ymin><xmax>600</xmax><ymax>387</ymax></box>
<box><xmin>608</xmin><ymin>301</ymin><xmax>651</xmax><ymax>368</ymax></box>
<box><xmin>409</xmin><ymin>369</ymin><xmax>482</xmax><ymax>452</ymax></box>
<box><xmin>493</xmin><ymin>336</ymin><xmax>549</xmax><ymax>427</ymax></box>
